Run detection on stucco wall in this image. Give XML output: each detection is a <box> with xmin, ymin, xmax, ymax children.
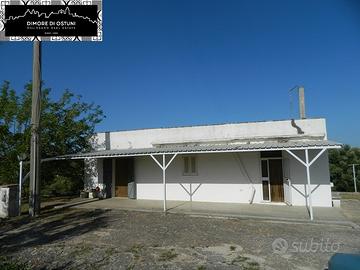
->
<box><xmin>94</xmin><ymin>118</ymin><xmax>327</xmax><ymax>150</ymax></box>
<box><xmin>85</xmin><ymin>149</ymin><xmax>332</xmax><ymax>207</ymax></box>
<box><xmin>135</xmin><ymin>152</ymin><xmax>263</xmax><ymax>203</ymax></box>
<box><xmin>283</xmin><ymin>150</ymin><xmax>332</xmax><ymax>207</ymax></box>
<box><xmin>134</xmin><ymin>150</ymin><xmax>332</xmax><ymax>206</ymax></box>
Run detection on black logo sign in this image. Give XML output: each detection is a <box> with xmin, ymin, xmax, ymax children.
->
<box><xmin>5</xmin><ymin>5</ymin><xmax>98</xmax><ymax>37</ymax></box>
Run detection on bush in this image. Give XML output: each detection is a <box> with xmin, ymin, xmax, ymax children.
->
<box><xmin>329</xmin><ymin>146</ymin><xmax>360</xmax><ymax>192</ymax></box>
<box><xmin>44</xmin><ymin>175</ymin><xmax>77</xmax><ymax>196</ymax></box>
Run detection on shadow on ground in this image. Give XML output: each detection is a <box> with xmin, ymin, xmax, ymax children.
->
<box><xmin>0</xmin><ymin>208</ymin><xmax>110</xmax><ymax>255</ymax></box>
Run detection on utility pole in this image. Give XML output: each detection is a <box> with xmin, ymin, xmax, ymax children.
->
<box><xmin>29</xmin><ymin>41</ymin><xmax>42</xmax><ymax>216</ymax></box>
<box><xmin>298</xmin><ymin>86</ymin><xmax>306</xmax><ymax>119</ymax></box>
<box><xmin>350</xmin><ymin>164</ymin><xmax>359</xmax><ymax>193</ymax></box>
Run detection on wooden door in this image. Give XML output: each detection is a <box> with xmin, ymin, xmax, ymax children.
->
<box><xmin>115</xmin><ymin>158</ymin><xmax>134</xmax><ymax>197</ymax></box>
<box><xmin>269</xmin><ymin>159</ymin><xmax>284</xmax><ymax>202</ymax></box>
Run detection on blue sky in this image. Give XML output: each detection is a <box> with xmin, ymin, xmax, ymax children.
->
<box><xmin>1</xmin><ymin>0</ymin><xmax>360</xmax><ymax>146</ymax></box>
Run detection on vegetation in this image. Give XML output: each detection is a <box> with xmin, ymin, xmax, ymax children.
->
<box><xmin>340</xmin><ymin>192</ymin><xmax>360</xmax><ymax>200</ymax></box>
<box><xmin>231</xmin><ymin>255</ymin><xmax>249</xmax><ymax>265</ymax></box>
<box><xmin>329</xmin><ymin>145</ymin><xmax>360</xmax><ymax>192</ymax></box>
<box><xmin>230</xmin><ymin>255</ymin><xmax>260</xmax><ymax>270</ymax></box>
<box><xmin>0</xmin><ymin>256</ymin><xmax>31</xmax><ymax>270</ymax></box>
<box><xmin>158</xmin><ymin>249</ymin><xmax>178</xmax><ymax>261</ymax></box>
<box><xmin>0</xmin><ymin>81</ymin><xmax>104</xmax><ymax>196</ymax></box>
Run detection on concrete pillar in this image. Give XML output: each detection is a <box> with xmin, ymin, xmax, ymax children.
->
<box><xmin>299</xmin><ymin>86</ymin><xmax>306</xmax><ymax>119</ymax></box>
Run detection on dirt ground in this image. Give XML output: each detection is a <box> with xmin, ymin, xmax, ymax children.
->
<box><xmin>1</xmin><ymin>200</ymin><xmax>360</xmax><ymax>270</ymax></box>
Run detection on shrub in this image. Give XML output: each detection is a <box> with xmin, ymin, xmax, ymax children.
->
<box><xmin>45</xmin><ymin>175</ymin><xmax>77</xmax><ymax>196</ymax></box>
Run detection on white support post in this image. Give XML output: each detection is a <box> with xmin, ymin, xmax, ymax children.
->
<box><xmin>286</xmin><ymin>148</ymin><xmax>327</xmax><ymax>221</ymax></box>
<box><xmin>285</xmin><ymin>149</ymin><xmax>307</xmax><ymax>167</ymax></box>
<box><xmin>18</xmin><ymin>161</ymin><xmax>23</xmax><ymax>216</ymax></box>
<box><xmin>150</xmin><ymin>153</ymin><xmax>178</xmax><ymax>213</ymax></box>
<box><xmin>165</xmin><ymin>154</ymin><xmax>177</xmax><ymax>170</ymax></box>
<box><xmin>190</xmin><ymin>182</ymin><xmax>192</xmax><ymax>203</ymax></box>
<box><xmin>162</xmin><ymin>154</ymin><xmax>166</xmax><ymax>212</ymax></box>
<box><xmin>309</xmin><ymin>148</ymin><xmax>326</xmax><ymax>167</ymax></box>
<box><xmin>150</xmin><ymin>154</ymin><xmax>163</xmax><ymax>169</ymax></box>
<box><xmin>305</xmin><ymin>149</ymin><xmax>313</xmax><ymax>220</ymax></box>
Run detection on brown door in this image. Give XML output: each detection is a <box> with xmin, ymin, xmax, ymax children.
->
<box><xmin>115</xmin><ymin>158</ymin><xmax>134</xmax><ymax>197</ymax></box>
<box><xmin>269</xmin><ymin>159</ymin><xmax>284</xmax><ymax>202</ymax></box>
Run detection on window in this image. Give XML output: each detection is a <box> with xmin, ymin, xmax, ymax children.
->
<box><xmin>183</xmin><ymin>156</ymin><xmax>197</xmax><ymax>175</ymax></box>
<box><xmin>261</xmin><ymin>159</ymin><xmax>270</xmax><ymax>201</ymax></box>
<box><xmin>261</xmin><ymin>160</ymin><xmax>268</xmax><ymax>178</ymax></box>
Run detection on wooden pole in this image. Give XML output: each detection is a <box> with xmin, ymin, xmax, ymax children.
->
<box><xmin>29</xmin><ymin>41</ymin><xmax>42</xmax><ymax>217</ymax></box>
<box><xmin>18</xmin><ymin>161</ymin><xmax>23</xmax><ymax>216</ymax></box>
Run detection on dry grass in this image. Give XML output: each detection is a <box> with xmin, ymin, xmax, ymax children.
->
<box><xmin>340</xmin><ymin>192</ymin><xmax>360</xmax><ymax>200</ymax></box>
<box><xmin>158</xmin><ymin>249</ymin><xmax>178</xmax><ymax>262</ymax></box>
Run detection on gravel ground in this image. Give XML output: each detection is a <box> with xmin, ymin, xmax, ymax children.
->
<box><xmin>1</xmin><ymin>200</ymin><xmax>360</xmax><ymax>270</ymax></box>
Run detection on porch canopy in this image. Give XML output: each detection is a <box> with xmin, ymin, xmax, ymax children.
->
<box><xmin>44</xmin><ymin>140</ymin><xmax>341</xmax><ymax>160</ymax></box>
<box><xmin>22</xmin><ymin>140</ymin><xmax>341</xmax><ymax>220</ymax></box>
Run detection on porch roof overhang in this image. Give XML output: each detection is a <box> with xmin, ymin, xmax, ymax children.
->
<box><xmin>18</xmin><ymin>139</ymin><xmax>342</xmax><ymax>219</ymax></box>
<box><xmin>45</xmin><ymin>139</ymin><xmax>342</xmax><ymax>161</ymax></box>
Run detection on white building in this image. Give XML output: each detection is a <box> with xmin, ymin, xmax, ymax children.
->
<box><xmin>63</xmin><ymin>117</ymin><xmax>341</xmax><ymax>217</ymax></box>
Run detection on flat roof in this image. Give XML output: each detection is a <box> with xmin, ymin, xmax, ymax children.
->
<box><xmin>46</xmin><ymin>139</ymin><xmax>341</xmax><ymax>161</ymax></box>
<box><xmin>97</xmin><ymin>117</ymin><xmax>325</xmax><ymax>134</ymax></box>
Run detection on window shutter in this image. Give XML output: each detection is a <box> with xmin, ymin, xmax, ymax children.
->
<box><xmin>191</xmin><ymin>156</ymin><xmax>196</xmax><ymax>173</ymax></box>
<box><xmin>184</xmin><ymin>157</ymin><xmax>189</xmax><ymax>174</ymax></box>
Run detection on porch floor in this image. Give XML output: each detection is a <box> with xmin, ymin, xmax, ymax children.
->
<box><xmin>73</xmin><ymin>198</ymin><xmax>353</xmax><ymax>225</ymax></box>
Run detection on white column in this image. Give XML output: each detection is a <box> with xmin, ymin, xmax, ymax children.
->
<box><xmin>305</xmin><ymin>149</ymin><xmax>313</xmax><ymax>220</ymax></box>
<box><xmin>162</xmin><ymin>154</ymin><xmax>166</xmax><ymax>212</ymax></box>
<box><xmin>18</xmin><ymin>161</ymin><xmax>23</xmax><ymax>216</ymax></box>
<box><xmin>286</xmin><ymin>148</ymin><xmax>327</xmax><ymax>220</ymax></box>
<box><xmin>190</xmin><ymin>183</ymin><xmax>192</xmax><ymax>202</ymax></box>
<box><xmin>150</xmin><ymin>153</ymin><xmax>177</xmax><ymax>213</ymax></box>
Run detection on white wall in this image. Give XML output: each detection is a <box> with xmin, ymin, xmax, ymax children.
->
<box><xmin>94</xmin><ymin>118</ymin><xmax>327</xmax><ymax>150</ymax></box>
<box><xmin>135</xmin><ymin>150</ymin><xmax>332</xmax><ymax>207</ymax></box>
<box><xmin>84</xmin><ymin>149</ymin><xmax>332</xmax><ymax>207</ymax></box>
<box><xmin>135</xmin><ymin>152</ymin><xmax>262</xmax><ymax>203</ymax></box>
<box><xmin>85</xmin><ymin>118</ymin><xmax>332</xmax><ymax>206</ymax></box>
<box><xmin>283</xmin><ymin>150</ymin><xmax>332</xmax><ymax>207</ymax></box>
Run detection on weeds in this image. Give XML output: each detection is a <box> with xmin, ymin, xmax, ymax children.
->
<box><xmin>231</xmin><ymin>255</ymin><xmax>248</xmax><ymax>265</ymax></box>
<box><xmin>231</xmin><ymin>255</ymin><xmax>260</xmax><ymax>270</ymax></box>
<box><xmin>158</xmin><ymin>248</ymin><xmax>178</xmax><ymax>262</ymax></box>
<box><xmin>0</xmin><ymin>256</ymin><xmax>31</xmax><ymax>270</ymax></box>
<box><xmin>245</xmin><ymin>261</ymin><xmax>260</xmax><ymax>270</ymax></box>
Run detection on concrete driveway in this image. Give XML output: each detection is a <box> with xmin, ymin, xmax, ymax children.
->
<box><xmin>74</xmin><ymin>198</ymin><xmax>354</xmax><ymax>226</ymax></box>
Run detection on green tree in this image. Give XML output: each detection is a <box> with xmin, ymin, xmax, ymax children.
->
<box><xmin>329</xmin><ymin>145</ymin><xmax>360</xmax><ymax>192</ymax></box>
<box><xmin>0</xmin><ymin>81</ymin><xmax>104</xmax><ymax>195</ymax></box>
